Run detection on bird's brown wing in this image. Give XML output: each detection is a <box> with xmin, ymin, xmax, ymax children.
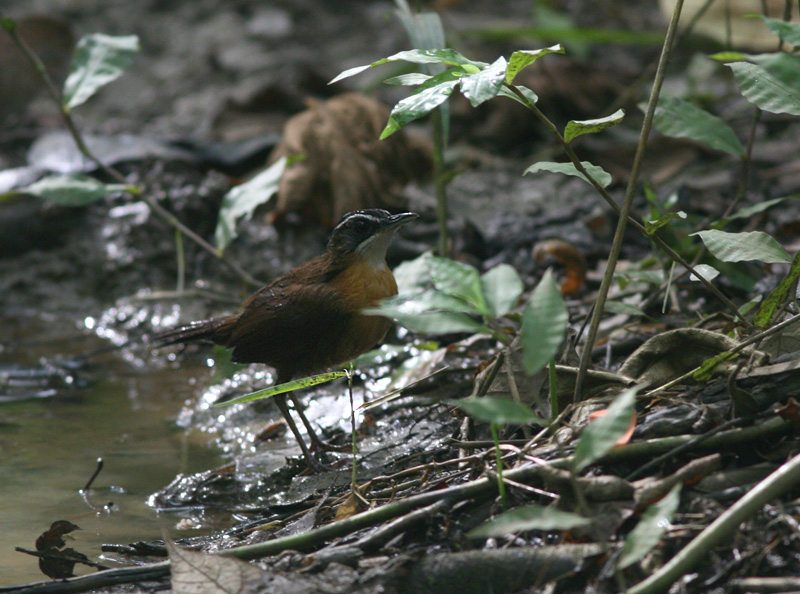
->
<box><xmin>226</xmin><ymin>280</ymin><xmax>353</xmax><ymax>380</ymax></box>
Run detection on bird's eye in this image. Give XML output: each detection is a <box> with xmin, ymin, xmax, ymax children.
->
<box><xmin>352</xmin><ymin>219</ymin><xmax>369</xmax><ymax>231</ymax></box>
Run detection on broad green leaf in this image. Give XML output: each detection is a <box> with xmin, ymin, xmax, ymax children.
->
<box><xmin>213</xmin><ymin>371</ymin><xmax>347</xmax><ymax>406</ymax></box>
<box><xmin>468</xmin><ymin>504</ymin><xmax>590</xmax><ymax>538</ymax></box>
<box><xmin>693</xmin><ymin>229</ymin><xmax>792</xmax><ymax>264</ymax></box>
<box><xmin>524</xmin><ymin>161</ymin><xmax>612</xmax><ymax>188</ymax></box>
<box><xmin>573</xmin><ymin>386</ymin><xmax>638</xmax><ymax>474</ymax></box>
<box><xmin>381</xmin><ymin>78</ymin><xmax>459</xmax><ymax>138</ymax></box>
<box><xmin>759</xmin><ymin>16</ymin><xmax>800</xmax><ymax>46</ymax></box>
<box><xmin>718</xmin><ymin>197</ymin><xmax>790</xmax><ymax>225</ymax></box>
<box><xmin>497</xmin><ymin>83</ymin><xmax>539</xmax><ymax>106</ymax></box>
<box><xmin>604</xmin><ymin>301</ymin><xmax>647</xmax><ymax>317</ymax></box>
<box><xmin>384</xmin><ymin>73</ymin><xmax>433</xmax><ymax>86</ymax></box>
<box><xmin>427</xmin><ymin>257</ymin><xmax>489</xmax><ymax>315</ymax></box>
<box><xmin>564</xmin><ymin>109</ymin><xmax>625</xmax><ymax>143</ymax></box>
<box><xmin>727</xmin><ymin>53</ymin><xmax>800</xmax><ymax>116</ymax></box>
<box><xmin>63</xmin><ymin>34</ymin><xmax>140</xmax><ymax>110</ymax></box>
<box><xmin>330</xmin><ymin>48</ymin><xmax>485</xmax><ymax>84</ymax></box>
<box><xmin>215</xmin><ymin>157</ymin><xmax>285</xmax><ymax>252</ymax></box>
<box><xmin>755</xmin><ymin>250</ymin><xmax>800</xmax><ymax>327</ymax></box>
<box><xmin>649</xmin><ymin>96</ymin><xmax>744</xmax><ymax>156</ymax></box>
<box><xmin>645</xmin><ymin>210</ymin><xmax>687</xmax><ymax>235</ymax></box>
<box><xmin>617</xmin><ymin>483</ymin><xmax>681</xmax><ymax>569</ymax></box>
<box><xmin>11</xmin><ymin>174</ymin><xmax>132</xmax><ymax>206</ymax></box>
<box><xmin>459</xmin><ymin>56</ymin><xmax>508</xmax><ymax>107</ymax></box>
<box><xmin>378</xmin><ymin>309</ymin><xmax>490</xmax><ymax>335</ymax></box>
<box><xmin>615</xmin><ymin>269</ymin><xmax>665</xmax><ymax>288</ymax></box>
<box><xmin>505</xmin><ymin>45</ymin><xmax>564</xmax><ymax>83</ymax></box>
<box><xmin>392</xmin><ymin>252</ymin><xmax>433</xmax><ymax>294</ymax></box>
<box><xmin>521</xmin><ymin>269</ymin><xmax>568</xmax><ymax>375</ymax></box>
<box><xmin>481</xmin><ymin>264</ymin><xmax>524</xmax><ymax>318</ymax></box>
<box><xmin>453</xmin><ymin>396</ymin><xmax>545</xmax><ymax>425</ymax></box>
<box><xmin>370</xmin><ymin>289</ymin><xmax>485</xmax><ymax>318</ymax></box>
<box><xmin>689</xmin><ymin>264</ymin><xmax>720</xmax><ymax>282</ymax></box>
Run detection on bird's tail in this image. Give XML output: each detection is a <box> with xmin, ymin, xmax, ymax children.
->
<box><xmin>151</xmin><ymin>316</ymin><xmax>236</xmax><ymax>348</ymax></box>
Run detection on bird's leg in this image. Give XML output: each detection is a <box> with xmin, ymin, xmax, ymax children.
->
<box><xmin>273</xmin><ymin>394</ymin><xmax>330</xmax><ymax>471</ymax></box>
<box><xmin>288</xmin><ymin>393</ymin><xmax>350</xmax><ymax>452</ymax></box>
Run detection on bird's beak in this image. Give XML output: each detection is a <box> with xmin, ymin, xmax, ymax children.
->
<box><xmin>383</xmin><ymin>212</ymin><xmax>418</xmax><ymax>231</ymax></box>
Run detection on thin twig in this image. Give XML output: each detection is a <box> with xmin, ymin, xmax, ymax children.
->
<box><xmin>2</xmin><ymin>20</ymin><xmax>261</xmax><ymax>288</ymax></box>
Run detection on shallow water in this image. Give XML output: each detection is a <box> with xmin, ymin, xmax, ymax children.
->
<box><xmin>0</xmin><ymin>313</ymin><xmax>223</xmax><ymax>585</ymax></box>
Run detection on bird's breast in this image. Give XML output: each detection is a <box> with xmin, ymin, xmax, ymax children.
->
<box><xmin>333</xmin><ymin>258</ymin><xmax>398</xmax><ymax>310</ymax></box>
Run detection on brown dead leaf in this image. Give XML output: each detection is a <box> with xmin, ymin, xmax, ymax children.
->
<box><xmin>268</xmin><ymin>93</ymin><xmax>430</xmax><ymax>227</ymax></box>
<box><xmin>335</xmin><ymin>490</ymin><xmax>366</xmax><ymax>521</ymax></box>
<box><xmin>167</xmin><ymin>538</ymin><xmax>263</xmax><ymax>594</ymax></box>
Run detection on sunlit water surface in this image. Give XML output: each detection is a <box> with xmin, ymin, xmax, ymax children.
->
<box><xmin>1</xmin><ymin>314</ymin><xmax>223</xmax><ymax>585</ymax></box>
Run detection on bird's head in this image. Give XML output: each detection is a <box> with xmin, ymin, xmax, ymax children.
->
<box><xmin>327</xmin><ymin>209</ymin><xmax>418</xmax><ymax>266</ymax></box>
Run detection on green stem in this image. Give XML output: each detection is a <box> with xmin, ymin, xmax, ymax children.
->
<box><xmin>431</xmin><ymin>106</ymin><xmax>449</xmax><ymax>257</ymax></box>
<box><xmin>491</xmin><ymin>423</ymin><xmax>507</xmax><ymax>509</ymax></box>
<box><xmin>548</xmin><ymin>358</ymin><xmax>558</xmax><ymax>420</ymax></box>
<box><xmin>348</xmin><ymin>364</ymin><xmax>357</xmax><ymax>490</ymax></box>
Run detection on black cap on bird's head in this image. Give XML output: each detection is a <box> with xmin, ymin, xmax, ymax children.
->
<box><xmin>327</xmin><ymin>209</ymin><xmax>417</xmax><ymax>261</ymax></box>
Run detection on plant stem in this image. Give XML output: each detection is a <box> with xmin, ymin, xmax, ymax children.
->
<box><xmin>431</xmin><ymin>106</ymin><xmax>450</xmax><ymax>257</ymax></box>
<box><xmin>2</xmin><ymin>21</ymin><xmax>261</xmax><ymax>288</ymax></box>
<box><xmin>548</xmin><ymin>358</ymin><xmax>558</xmax><ymax>419</ymax></box>
<box><xmin>490</xmin><ymin>423</ymin><xmax>507</xmax><ymax>509</ymax></box>
<box><xmin>348</xmin><ymin>365</ymin><xmax>358</xmax><ymax>491</ymax></box>
<box><xmin>573</xmin><ymin>0</ymin><xmax>686</xmax><ymax>402</ymax></box>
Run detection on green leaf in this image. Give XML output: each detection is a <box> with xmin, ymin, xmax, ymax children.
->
<box><xmin>392</xmin><ymin>252</ymin><xmax>434</xmax><ymax>294</ymax></box>
<box><xmin>614</xmin><ymin>269</ymin><xmax>665</xmax><ymax>288</ymax></box>
<box><xmin>689</xmin><ymin>263</ymin><xmax>720</xmax><ymax>282</ymax></box>
<box><xmin>572</xmin><ymin>386</ymin><xmax>638</xmax><ymax>474</ymax></box>
<box><xmin>427</xmin><ymin>257</ymin><xmax>489</xmax><ymax>315</ymax></box>
<box><xmin>214</xmin><ymin>157</ymin><xmax>286</xmax><ymax>253</ymax></box>
<box><xmin>481</xmin><ymin>264</ymin><xmax>524</xmax><ymax>318</ymax></box>
<box><xmin>366</xmin><ymin>291</ymin><xmax>492</xmax><ymax>335</ymax></box>
<box><xmin>759</xmin><ymin>16</ymin><xmax>800</xmax><ymax>46</ymax></box>
<box><xmin>524</xmin><ymin>161</ymin><xmax>612</xmax><ymax>188</ymax></box>
<box><xmin>505</xmin><ymin>45</ymin><xmax>564</xmax><ymax>84</ymax></box>
<box><xmin>693</xmin><ymin>229</ymin><xmax>792</xmax><ymax>264</ymax></box>
<box><xmin>371</xmin><ymin>289</ymin><xmax>484</xmax><ymax>317</ymax></box>
<box><xmin>10</xmin><ymin>174</ymin><xmax>132</xmax><ymax>206</ymax></box>
<box><xmin>459</xmin><ymin>56</ymin><xmax>508</xmax><ymax>107</ymax></box>
<box><xmin>62</xmin><ymin>34</ymin><xmax>140</xmax><ymax>110</ymax></box>
<box><xmin>330</xmin><ymin>48</ymin><xmax>485</xmax><ymax>84</ymax></box>
<box><xmin>755</xmin><ymin>249</ymin><xmax>800</xmax><ymax>327</ymax></box>
<box><xmin>521</xmin><ymin>269</ymin><xmax>568</xmax><ymax>375</ymax></box>
<box><xmin>604</xmin><ymin>300</ymin><xmax>647</xmax><ymax>317</ymax></box>
<box><xmin>717</xmin><ymin>196</ymin><xmax>790</xmax><ymax>225</ymax></box>
<box><xmin>381</xmin><ymin>77</ymin><xmax>459</xmax><ymax>138</ymax></box>
<box><xmin>453</xmin><ymin>396</ymin><xmax>545</xmax><ymax>425</ymax></box>
<box><xmin>617</xmin><ymin>483</ymin><xmax>681</xmax><ymax>569</ymax></box>
<box><xmin>213</xmin><ymin>371</ymin><xmax>348</xmax><ymax>406</ymax></box>
<box><xmin>649</xmin><ymin>96</ymin><xmax>744</xmax><ymax>156</ymax></box>
<box><xmin>708</xmin><ymin>51</ymin><xmax>747</xmax><ymax>62</ymax></box>
<box><xmin>645</xmin><ymin>211</ymin><xmax>687</xmax><ymax>235</ymax></box>
<box><xmin>468</xmin><ymin>504</ymin><xmax>591</xmax><ymax>538</ymax></box>
<box><xmin>380</xmin><ymin>309</ymin><xmax>490</xmax><ymax>335</ymax></box>
<box><xmin>498</xmin><ymin>84</ymin><xmax>539</xmax><ymax>107</ymax></box>
<box><xmin>727</xmin><ymin>53</ymin><xmax>800</xmax><ymax>116</ymax></box>
<box><xmin>0</xmin><ymin>17</ymin><xmax>17</xmax><ymax>32</ymax></box>
<box><xmin>384</xmin><ymin>73</ymin><xmax>433</xmax><ymax>86</ymax></box>
<box><xmin>564</xmin><ymin>109</ymin><xmax>625</xmax><ymax>143</ymax></box>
